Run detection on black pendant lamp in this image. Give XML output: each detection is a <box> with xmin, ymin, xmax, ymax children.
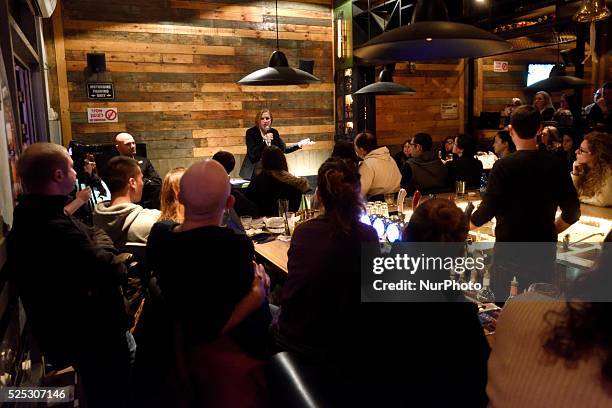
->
<box><xmin>237</xmin><ymin>0</ymin><xmax>320</xmax><ymax>85</ymax></box>
<box><xmin>525</xmin><ymin>64</ymin><xmax>589</xmax><ymax>92</ymax></box>
<box><xmin>354</xmin><ymin>64</ymin><xmax>416</xmax><ymax>95</ymax></box>
<box><xmin>354</xmin><ymin>0</ymin><xmax>512</xmax><ymax>62</ymax></box>
<box><xmin>525</xmin><ymin>34</ymin><xmax>588</xmax><ymax>92</ymax></box>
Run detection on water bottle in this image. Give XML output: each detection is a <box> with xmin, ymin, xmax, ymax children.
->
<box><xmin>479</xmin><ymin>173</ymin><xmax>488</xmax><ymax>195</ymax></box>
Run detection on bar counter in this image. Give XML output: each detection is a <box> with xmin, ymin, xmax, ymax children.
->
<box><xmin>254</xmin><ymin>196</ymin><xmax>611</xmax><ymax>274</ymax></box>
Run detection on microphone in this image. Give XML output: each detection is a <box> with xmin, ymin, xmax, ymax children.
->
<box><xmin>264</xmin><ymin>125</ymin><xmax>271</xmax><ymax>146</ymax></box>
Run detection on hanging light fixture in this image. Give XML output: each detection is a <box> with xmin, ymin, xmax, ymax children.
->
<box><xmin>237</xmin><ymin>0</ymin><xmax>321</xmax><ymax>85</ymax></box>
<box><xmin>525</xmin><ymin>32</ymin><xmax>589</xmax><ymax>92</ymax></box>
<box><xmin>525</xmin><ymin>65</ymin><xmax>589</xmax><ymax>92</ymax></box>
<box><xmin>354</xmin><ymin>64</ymin><xmax>416</xmax><ymax>95</ymax></box>
<box><xmin>574</xmin><ymin>0</ymin><xmax>611</xmax><ymax>23</ymax></box>
<box><xmin>354</xmin><ymin>0</ymin><xmax>512</xmax><ymax>62</ymax></box>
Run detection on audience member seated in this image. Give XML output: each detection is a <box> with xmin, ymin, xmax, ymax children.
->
<box><xmin>66</xmin><ymin>153</ymin><xmax>111</xmax><ymax>224</ymax></box>
<box><xmin>557</xmin><ymin>132</ymin><xmax>577</xmax><ymax>173</ymax></box>
<box><xmin>446</xmin><ymin>133</ymin><xmax>483</xmax><ymax>189</ymax></box>
<box><xmin>331</xmin><ymin>139</ymin><xmax>360</xmax><ymax>167</ymax></box>
<box><xmin>6</xmin><ymin>143</ymin><xmax>132</xmax><ymax>407</ymax></box>
<box><xmin>159</xmin><ymin>167</ymin><xmax>186</xmax><ymax>223</ymax></box>
<box><xmin>357</xmin><ymin>199</ymin><xmax>489</xmax><ymax>406</ymax></box>
<box><xmin>553</xmin><ymin>93</ymin><xmax>574</xmax><ymax>127</ymax></box>
<box><xmin>571</xmin><ymin>132</ymin><xmax>612</xmax><ymax>207</ymax></box>
<box><xmin>115</xmin><ymin>132</ymin><xmax>162</xmax><ymax>209</ymax></box>
<box><xmin>213</xmin><ymin>150</ymin><xmax>259</xmax><ymax>217</ymax></box>
<box><xmin>487</xmin><ymin>233</ymin><xmax>612</xmax><ymax>407</ymax></box>
<box><xmin>403</xmin><ymin>132</ymin><xmax>448</xmax><ymax>193</ymax></box>
<box><xmin>273</xmin><ymin>158</ymin><xmax>378</xmax><ymax>362</ymax></box>
<box><xmin>533</xmin><ymin>91</ymin><xmax>555</xmax><ymax>122</ymax></box>
<box><xmin>393</xmin><ymin>139</ymin><xmax>412</xmax><ymax>170</ymax></box>
<box><xmin>587</xmin><ymin>82</ymin><xmax>612</xmax><ymax>132</ymax></box>
<box><xmin>438</xmin><ymin>135</ymin><xmax>456</xmax><ymax>162</ymax></box>
<box><xmin>147</xmin><ymin>159</ymin><xmax>271</xmax><ymax>407</ymax></box>
<box><xmin>94</xmin><ymin>156</ymin><xmax>160</xmax><ymax>252</ymax></box>
<box><xmin>246</xmin><ymin>146</ymin><xmax>309</xmax><ymax>216</ymax></box>
<box><xmin>539</xmin><ymin>126</ymin><xmax>561</xmax><ymax>152</ymax></box>
<box><xmin>353</xmin><ymin>131</ymin><xmax>401</xmax><ymax>198</ymax></box>
<box><xmin>493</xmin><ymin>130</ymin><xmax>516</xmax><ymax>159</ymax></box>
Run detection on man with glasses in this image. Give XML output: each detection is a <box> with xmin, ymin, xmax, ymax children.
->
<box><xmin>403</xmin><ymin>132</ymin><xmax>448</xmax><ymax>193</ymax></box>
<box><xmin>471</xmin><ymin>106</ymin><xmax>580</xmax><ymax>297</ymax></box>
<box><xmin>587</xmin><ymin>82</ymin><xmax>612</xmax><ymax>132</ymax></box>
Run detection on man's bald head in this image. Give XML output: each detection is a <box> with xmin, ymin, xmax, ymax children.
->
<box><xmin>179</xmin><ymin>159</ymin><xmax>233</xmax><ymax>222</ymax></box>
<box><xmin>115</xmin><ymin>132</ymin><xmax>136</xmax><ymax>157</ymax></box>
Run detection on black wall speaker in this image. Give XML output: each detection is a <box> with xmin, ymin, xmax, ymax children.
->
<box><xmin>299</xmin><ymin>60</ymin><xmax>314</xmax><ymax>74</ymax></box>
<box><xmin>87</xmin><ymin>53</ymin><xmax>106</xmax><ymax>73</ymax></box>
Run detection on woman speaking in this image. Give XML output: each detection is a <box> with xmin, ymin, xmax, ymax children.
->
<box><xmin>239</xmin><ymin>108</ymin><xmax>312</xmax><ymax>179</ymax></box>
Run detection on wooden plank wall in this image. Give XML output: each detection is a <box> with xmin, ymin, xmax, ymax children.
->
<box><xmin>478</xmin><ymin>46</ymin><xmax>594</xmax><ymax>114</ymax></box>
<box><xmin>47</xmin><ymin>0</ymin><xmax>334</xmax><ymax>177</ymax></box>
<box><xmin>375</xmin><ymin>60</ymin><xmax>464</xmax><ymax>147</ymax></box>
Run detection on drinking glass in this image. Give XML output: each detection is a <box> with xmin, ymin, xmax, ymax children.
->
<box><xmin>240</xmin><ymin>216</ymin><xmax>252</xmax><ymax>229</ymax></box>
<box><xmin>286</xmin><ymin>212</ymin><xmax>296</xmax><ymax>235</ymax></box>
<box><xmin>527</xmin><ymin>283</ymin><xmax>561</xmax><ymax>299</ymax></box>
<box><xmin>384</xmin><ymin>193</ymin><xmax>395</xmax><ymax>206</ymax></box>
<box><xmin>278</xmin><ymin>199</ymin><xmax>289</xmax><ymax>217</ymax></box>
<box><xmin>455</xmin><ymin>180</ymin><xmax>466</xmax><ymax>196</ymax></box>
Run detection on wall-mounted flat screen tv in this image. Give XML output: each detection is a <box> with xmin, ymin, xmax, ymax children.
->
<box><xmin>526</xmin><ymin>64</ymin><xmax>554</xmax><ymax>86</ymax></box>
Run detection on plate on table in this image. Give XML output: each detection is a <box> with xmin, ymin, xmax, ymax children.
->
<box><xmin>251</xmin><ymin>218</ymin><xmax>265</xmax><ymax>229</ymax></box>
<box><xmin>265</xmin><ymin>217</ymin><xmax>285</xmax><ymax>229</ymax></box>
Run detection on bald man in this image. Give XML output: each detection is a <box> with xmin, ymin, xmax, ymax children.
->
<box><xmin>6</xmin><ymin>143</ymin><xmax>132</xmax><ymax>407</ymax></box>
<box><xmin>146</xmin><ymin>159</ymin><xmax>271</xmax><ymax>357</ymax></box>
<box><xmin>115</xmin><ymin>132</ymin><xmax>161</xmax><ymax>209</ymax></box>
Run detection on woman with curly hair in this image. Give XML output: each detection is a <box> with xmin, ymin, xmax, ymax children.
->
<box><xmin>487</xmin><ymin>232</ymin><xmax>612</xmax><ymax>407</ymax></box>
<box><xmin>159</xmin><ymin>167</ymin><xmax>186</xmax><ymax>223</ymax></box>
<box><xmin>571</xmin><ymin>132</ymin><xmax>612</xmax><ymax>207</ymax></box>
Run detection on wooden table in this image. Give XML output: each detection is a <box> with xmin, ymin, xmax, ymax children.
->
<box><xmin>254</xmin><ymin>239</ymin><xmax>289</xmax><ymax>274</ymax></box>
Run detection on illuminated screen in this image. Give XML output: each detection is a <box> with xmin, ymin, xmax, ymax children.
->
<box><xmin>526</xmin><ymin>64</ymin><xmax>554</xmax><ymax>86</ymax></box>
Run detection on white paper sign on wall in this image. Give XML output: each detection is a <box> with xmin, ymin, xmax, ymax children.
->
<box><xmin>440</xmin><ymin>102</ymin><xmax>458</xmax><ymax>120</ymax></box>
<box><xmin>493</xmin><ymin>61</ymin><xmax>509</xmax><ymax>73</ymax></box>
<box><xmin>87</xmin><ymin>107</ymin><xmax>118</xmax><ymax>123</ymax></box>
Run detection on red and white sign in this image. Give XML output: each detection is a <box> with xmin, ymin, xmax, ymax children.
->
<box><xmin>493</xmin><ymin>61</ymin><xmax>509</xmax><ymax>73</ymax></box>
<box><xmin>87</xmin><ymin>107</ymin><xmax>118</xmax><ymax>123</ymax></box>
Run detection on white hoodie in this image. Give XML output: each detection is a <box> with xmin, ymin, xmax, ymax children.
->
<box><xmin>359</xmin><ymin>146</ymin><xmax>402</xmax><ymax>197</ymax></box>
<box><xmin>93</xmin><ymin>201</ymin><xmax>160</xmax><ymax>248</ymax></box>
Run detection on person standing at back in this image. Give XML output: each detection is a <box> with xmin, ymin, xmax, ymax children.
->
<box><xmin>471</xmin><ymin>105</ymin><xmax>581</xmax><ymax>296</ymax></box>
<box><xmin>6</xmin><ymin>143</ymin><xmax>132</xmax><ymax>407</ymax></box>
<box><xmin>115</xmin><ymin>132</ymin><xmax>162</xmax><ymax>209</ymax></box>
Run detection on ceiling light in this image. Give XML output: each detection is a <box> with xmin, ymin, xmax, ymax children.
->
<box><xmin>354</xmin><ymin>0</ymin><xmax>511</xmax><ymax>62</ymax></box>
<box><xmin>354</xmin><ymin>64</ymin><xmax>416</xmax><ymax>95</ymax></box>
<box><xmin>237</xmin><ymin>0</ymin><xmax>321</xmax><ymax>85</ymax></box>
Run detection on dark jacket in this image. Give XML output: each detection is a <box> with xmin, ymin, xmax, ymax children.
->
<box><xmin>147</xmin><ymin>221</ymin><xmax>271</xmax><ymax>357</ymax></box>
<box><xmin>5</xmin><ymin>194</ymin><xmax>129</xmax><ymax>368</ymax></box>
<box><xmin>446</xmin><ymin>155</ymin><xmax>483</xmax><ymax>189</ymax></box>
<box><xmin>239</xmin><ymin>126</ymin><xmax>300</xmax><ymax>179</ymax></box>
<box><xmin>135</xmin><ymin>155</ymin><xmax>162</xmax><ymax>210</ymax></box>
<box><xmin>393</xmin><ymin>150</ymin><xmax>410</xmax><ymax>171</ymax></box>
<box><xmin>587</xmin><ymin>103</ymin><xmax>612</xmax><ymax>132</ymax></box>
<box><xmin>246</xmin><ymin>171</ymin><xmax>303</xmax><ymax>216</ymax></box>
<box><xmin>540</xmin><ymin>107</ymin><xmax>555</xmax><ymax>122</ymax></box>
<box><xmin>405</xmin><ymin>151</ymin><xmax>448</xmax><ymax>192</ymax></box>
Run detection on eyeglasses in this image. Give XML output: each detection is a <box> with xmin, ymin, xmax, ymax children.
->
<box><xmin>577</xmin><ymin>147</ymin><xmax>591</xmax><ymax>155</ymax></box>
